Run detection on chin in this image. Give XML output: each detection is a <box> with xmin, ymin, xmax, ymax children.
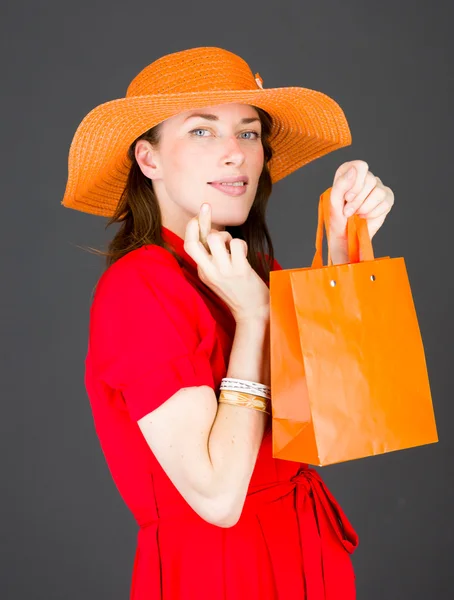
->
<box><xmin>213</xmin><ymin>208</ymin><xmax>251</xmax><ymax>227</ymax></box>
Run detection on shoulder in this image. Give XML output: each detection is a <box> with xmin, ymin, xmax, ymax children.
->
<box><xmin>89</xmin><ymin>245</ymin><xmax>205</xmax><ymax>346</ymax></box>
<box><xmin>90</xmin><ymin>245</ymin><xmax>201</xmax><ymax>327</ymax></box>
<box><xmin>94</xmin><ymin>245</ymin><xmax>185</xmax><ymax>299</ymax></box>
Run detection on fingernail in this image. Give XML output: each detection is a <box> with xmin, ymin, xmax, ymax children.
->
<box><xmin>346</xmin><ymin>167</ymin><xmax>355</xmax><ymax>179</ymax></box>
<box><xmin>344</xmin><ymin>207</ymin><xmax>355</xmax><ymax>217</ymax></box>
<box><xmin>201</xmin><ymin>203</ymin><xmax>209</xmax><ymax>212</ymax></box>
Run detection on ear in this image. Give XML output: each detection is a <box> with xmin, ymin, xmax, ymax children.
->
<box><xmin>134</xmin><ymin>139</ymin><xmax>162</xmax><ymax>181</ymax></box>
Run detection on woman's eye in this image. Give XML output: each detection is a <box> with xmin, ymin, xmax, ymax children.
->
<box><xmin>190</xmin><ymin>128</ymin><xmax>211</xmax><ymax>137</ymax></box>
<box><xmin>239</xmin><ymin>131</ymin><xmax>261</xmax><ymax>140</ymax></box>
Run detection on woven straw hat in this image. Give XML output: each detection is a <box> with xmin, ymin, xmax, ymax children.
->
<box><xmin>61</xmin><ymin>46</ymin><xmax>351</xmax><ymax>217</ymax></box>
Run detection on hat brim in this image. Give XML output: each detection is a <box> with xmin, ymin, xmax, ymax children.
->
<box><xmin>61</xmin><ymin>87</ymin><xmax>351</xmax><ymax>216</ymax></box>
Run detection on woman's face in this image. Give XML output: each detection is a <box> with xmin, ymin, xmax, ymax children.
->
<box><xmin>135</xmin><ymin>103</ymin><xmax>265</xmax><ymax>236</ymax></box>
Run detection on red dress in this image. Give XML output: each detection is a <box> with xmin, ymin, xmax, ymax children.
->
<box><xmin>84</xmin><ymin>226</ymin><xmax>359</xmax><ymax>599</ymax></box>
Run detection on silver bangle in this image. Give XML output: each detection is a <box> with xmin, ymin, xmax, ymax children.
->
<box><xmin>219</xmin><ymin>377</ymin><xmax>271</xmax><ymax>401</ymax></box>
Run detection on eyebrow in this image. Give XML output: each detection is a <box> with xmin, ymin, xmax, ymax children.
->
<box><xmin>183</xmin><ymin>113</ymin><xmax>260</xmax><ymax>125</ymax></box>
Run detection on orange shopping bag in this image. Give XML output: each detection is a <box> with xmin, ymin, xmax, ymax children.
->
<box><xmin>270</xmin><ymin>187</ymin><xmax>438</xmax><ymax>466</ymax></box>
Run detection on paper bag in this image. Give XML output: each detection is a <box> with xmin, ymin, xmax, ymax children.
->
<box><xmin>270</xmin><ymin>187</ymin><xmax>438</xmax><ymax>466</ymax></box>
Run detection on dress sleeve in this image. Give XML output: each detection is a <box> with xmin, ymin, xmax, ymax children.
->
<box><xmin>87</xmin><ymin>250</ymin><xmax>216</xmax><ymax>422</ymax></box>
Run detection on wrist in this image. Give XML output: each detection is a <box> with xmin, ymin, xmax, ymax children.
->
<box><xmin>234</xmin><ymin>307</ymin><xmax>270</xmax><ymax>326</ymax></box>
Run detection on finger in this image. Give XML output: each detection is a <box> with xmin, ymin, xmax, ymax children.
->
<box><xmin>208</xmin><ymin>230</ymin><xmax>234</xmax><ymax>255</ymax></box>
<box><xmin>344</xmin><ymin>172</ymin><xmax>378</xmax><ymax>217</ymax></box>
<box><xmin>340</xmin><ymin>160</ymin><xmax>370</xmax><ymax>200</ymax></box>
<box><xmin>229</xmin><ymin>237</ymin><xmax>248</xmax><ymax>269</ymax></box>
<box><xmin>360</xmin><ymin>199</ymin><xmax>392</xmax><ymax>220</ymax></box>
<box><xmin>332</xmin><ymin>165</ymin><xmax>357</xmax><ymax>204</ymax></box>
<box><xmin>184</xmin><ymin>217</ymin><xmax>214</xmax><ymax>271</ymax></box>
<box><xmin>198</xmin><ymin>206</ymin><xmax>234</xmax><ymax>255</ymax></box>
<box><xmin>353</xmin><ymin>186</ymin><xmax>386</xmax><ymax>216</ymax></box>
<box><xmin>202</xmin><ymin>227</ymin><xmax>233</xmax><ymax>254</ymax></box>
<box><xmin>198</xmin><ymin>203</ymin><xmax>212</xmax><ymax>250</ymax></box>
<box><xmin>216</xmin><ymin>230</ymin><xmax>234</xmax><ymax>246</ymax></box>
<box><xmin>206</xmin><ymin>231</ymin><xmax>233</xmax><ymax>272</ymax></box>
<box><xmin>329</xmin><ymin>167</ymin><xmax>357</xmax><ymax>218</ymax></box>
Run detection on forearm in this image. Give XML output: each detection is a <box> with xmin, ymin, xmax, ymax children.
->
<box><xmin>206</xmin><ymin>317</ymin><xmax>270</xmax><ymax>523</ymax></box>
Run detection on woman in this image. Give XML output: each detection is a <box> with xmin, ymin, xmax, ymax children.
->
<box><xmin>62</xmin><ymin>47</ymin><xmax>394</xmax><ymax>600</ymax></box>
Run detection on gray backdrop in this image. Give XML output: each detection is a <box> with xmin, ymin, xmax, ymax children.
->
<box><xmin>3</xmin><ymin>0</ymin><xmax>453</xmax><ymax>598</ymax></box>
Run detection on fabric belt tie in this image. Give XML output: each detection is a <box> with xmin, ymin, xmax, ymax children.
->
<box><xmin>246</xmin><ymin>467</ymin><xmax>359</xmax><ymax>599</ymax></box>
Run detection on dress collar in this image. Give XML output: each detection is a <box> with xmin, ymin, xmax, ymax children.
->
<box><xmin>161</xmin><ymin>225</ymin><xmax>198</xmax><ymax>270</ymax></box>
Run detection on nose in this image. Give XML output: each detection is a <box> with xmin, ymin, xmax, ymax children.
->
<box><xmin>221</xmin><ymin>135</ymin><xmax>246</xmax><ymax>167</ymax></box>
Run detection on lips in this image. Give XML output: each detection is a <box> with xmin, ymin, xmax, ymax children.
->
<box><xmin>208</xmin><ymin>180</ymin><xmax>248</xmax><ymax>196</ymax></box>
<box><xmin>208</xmin><ymin>175</ymin><xmax>249</xmax><ymax>185</ymax></box>
<box><xmin>209</xmin><ymin>182</ymin><xmax>247</xmax><ymax>187</ymax></box>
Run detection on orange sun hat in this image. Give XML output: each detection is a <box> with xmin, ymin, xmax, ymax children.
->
<box><xmin>61</xmin><ymin>46</ymin><xmax>352</xmax><ymax>217</ymax></box>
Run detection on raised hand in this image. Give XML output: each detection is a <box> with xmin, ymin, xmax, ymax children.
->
<box><xmin>184</xmin><ymin>203</ymin><xmax>271</xmax><ymax>323</ymax></box>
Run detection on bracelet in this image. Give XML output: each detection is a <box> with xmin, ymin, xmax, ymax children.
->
<box><xmin>218</xmin><ymin>389</ymin><xmax>270</xmax><ymax>414</ymax></box>
<box><xmin>219</xmin><ymin>377</ymin><xmax>271</xmax><ymax>401</ymax></box>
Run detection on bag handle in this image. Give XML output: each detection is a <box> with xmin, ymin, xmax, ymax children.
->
<box><xmin>311</xmin><ymin>186</ymin><xmax>375</xmax><ymax>268</ymax></box>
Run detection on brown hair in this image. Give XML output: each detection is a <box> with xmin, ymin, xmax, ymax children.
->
<box><xmin>90</xmin><ymin>106</ymin><xmax>276</xmax><ymax>283</ymax></box>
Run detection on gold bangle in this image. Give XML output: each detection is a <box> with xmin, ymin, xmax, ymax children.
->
<box><xmin>218</xmin><ymin>390</ymin><xmax>270</xmax><ymax>414</ymax></box>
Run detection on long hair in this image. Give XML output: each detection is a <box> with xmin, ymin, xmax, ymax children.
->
<box><xmin>91</xmin><ymin>106</ymin><xmax>276</xmax><ymax>283</ymax></box>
